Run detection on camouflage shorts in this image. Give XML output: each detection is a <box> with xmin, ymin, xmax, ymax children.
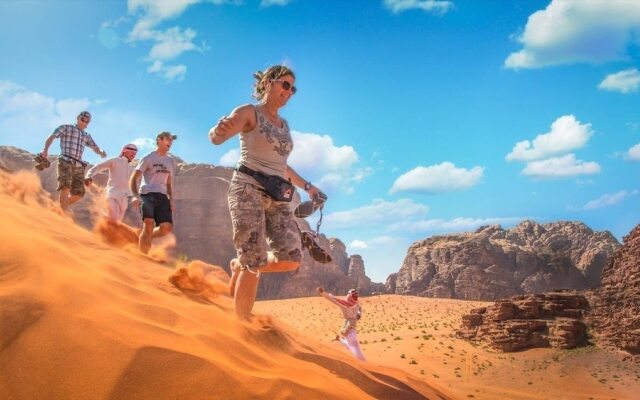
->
<box><xmin>228</xmin><ymin>181</ymin><xmax>302</xmax><ymax>269</ymax></box>
<box><xmin>57</xmin><ymin>158</ymin><xmax>86</xmax><ymax>197</ymax></box>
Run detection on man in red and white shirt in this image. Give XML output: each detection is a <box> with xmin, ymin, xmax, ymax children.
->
<box><xmin>40</xmin><ymin>111</ymin><xmax>107</xmax><ymax>210</ymax></box>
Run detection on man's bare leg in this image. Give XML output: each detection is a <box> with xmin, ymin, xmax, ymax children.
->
<box><xmin>139</xmin><ymin>218</ymin><xmax>155</xmax><ymax>254</ymax></box>
<box><xmin>152</xmin><ymin>222</ymin><xmax>172</xmax><ymax>238</ymax></box>
<box><xmin>59</xmin><ymin>187</ymin><xmax>71</xmax><ymax>210</ymax></box>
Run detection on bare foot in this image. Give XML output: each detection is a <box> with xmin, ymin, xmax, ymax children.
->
<box><xmin>229</xmin><ymin>258</ymin><xmax>241</xmax><ymax>297</ymax></box>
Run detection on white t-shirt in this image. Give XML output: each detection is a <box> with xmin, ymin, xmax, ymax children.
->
<box><xmin>136</xmin><ymin>151</ymin><xmax>176</xmax><ymax>195</ymax></box>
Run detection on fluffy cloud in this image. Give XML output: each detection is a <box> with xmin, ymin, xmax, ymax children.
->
<box><xmin>349</xmin><ymin>240</ymin><xmax>368</xmax><ymax>249</ymax></box>
<box><xmin>324</xmin><ymin>199</ymin><xmax>430</xmax><ymax>229</ymax></box>
<box><xmin>583</xmin><ymin>190</ymin><xmax>638</xmax><ymax>210</ymax></box>
<box><xmin>598</xmin><ymin>68</ymin><xmax>640</xmax><ymax>94</ymax></box>
<box><xmin>0</xmin><ymin>81</ymin><xmax>93</xmax><ymax>149</ymax></box>
<box><xmin>505</xmin><ymin>0</ymin><xmax>640</xmax><ymax>69</ymax></box>
<box><xmin>121</xmin><ymin>0</ymin><xmax>219</xmax><ymax>81</ymax></box>
<box><xmin>506</xmin><ymin>115</ymin><xmax>593</xmax><ymax>161</ymax></box>
<box><xmin>626</xmin><ymin>143</ymin><xmax>640</xmax><ymax>160</ymax></box>
<box><xmin>383</xmin><ymin>0</ymin><xmax>453</xmax><ymax>15</ymax></box>
<box><xmin>219</xmin><ymin>148</ymin><xmax>239</xmax><ymax>167</ymax></box>
<box><xmin>288</xmin><ymin>130</ymin><xmax>362</xmax><ymax>192</ymax></box>
<box><xmin>389</xmin><ymin>162</ymin><xmax>483</xmax><ymax>194</ymax></box>
<box><xmin>521</xmin><ymin>154</ymin><xmax>601</xmax><ymax>178</ymax></box>
<box><xmin>389</xmin><ymin>216</ymin><xmax>524</xmax><ymax>233</ymax></box>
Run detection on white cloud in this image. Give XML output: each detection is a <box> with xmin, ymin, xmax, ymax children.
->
<box><xmin>288</xmin><ymin>130</ymin><xmax>362</xmax><ymax>192</ymax></box>
<box><xmin>389</xmin><ymin>162</ymin><xmax>483</xmax><ymax>194</ymax></box>
<box><xmin>131</xmin><ymin>137</ymin><xmax>156</xmax><ymax>152</ymax></box>
<box><xmin>521</xmin><ymin>153</ymin><xmax>601</xmax><ymax>178</ymax></box>
<box><xmin>147</xmin><ymin>60</ymin><xmax>187</xmax><ymax>81</ymax></box>
<box><xmin>219</xmin><ymin>148</ymin><xmax>239</xmax><ymax>167</ymax></box>
<box><xmin>325</xmin><ymin>199</ymin><xmax>429</xmax><ymax>229</ymax></box>
<box><xmin>599</xmin><ymin>68</ymin><xmax>640</xmax><ymax>94</ymax></box>
<box><xmin>123</xmin><ymin>0</ymin><xmax>219</xmax><ymax>81</ymax></box>
<box><xmin>349</xmin><ymin>240</ymin><xmax>368</xmax><ymax>249</ymax></box>
<box><xmin>261</xmin><ymin>0</ymin><xmax>293</xmax><ymax>6</ymax></box>
<box><xmin>583</xmin><ymin>190</ymin><xmax>638</xmax><ymax>210</ymax></box>
<box><xmin>383</xmin><ymin>0</ymin><xmax>453</xmax><ymax>15</ymax></box>
<box><xmin>627</xmin><ymin>143</ymin><xmax>640</xmax><ymax>160</ymax></box>
<box><xmin>389</xmin><ymin>216</ymin><xmax>524</xmax><ymax>233</ymax></box>
<box><xmin>506</xmin><ymin>115</ymin><xmax>593</xmax><ymax>161</ymax></box>
<box><xmin>0</xmin><ymin>81</ymin><xmax>93</xmax><ymax>150</ymax></box>
<box><xmin>505</xmin><ymin>0</ymin><xmax>640</xmax><ymax>69</ymax></box>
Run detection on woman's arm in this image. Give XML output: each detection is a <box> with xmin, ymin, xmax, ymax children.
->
<box><xmin>209</xmin><ymin>104</ymin><xmax>256</xmax><ymax>145</ymax></box>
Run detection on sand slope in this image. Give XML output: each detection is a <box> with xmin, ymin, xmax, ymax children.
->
<box><xmin>0</xmin><ymin>170</ymin><xmax>452</xmax><ymax>400</ymax></box>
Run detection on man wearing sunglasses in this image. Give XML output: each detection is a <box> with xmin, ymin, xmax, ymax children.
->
<box><xmin>84</xmin><ymin>143</ymin><xmax>139</xmax><ymax>223</ymax></box>
<box><xmin>39</xmin><ymin>111</ymin><xmax>107</xmax><ymax>211</ymax></box>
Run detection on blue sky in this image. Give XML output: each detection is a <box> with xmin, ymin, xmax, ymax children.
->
<box><xmin>1</xmin><ymin>0</ymin><xmax>639</xmax><ymax>282</ymax></box>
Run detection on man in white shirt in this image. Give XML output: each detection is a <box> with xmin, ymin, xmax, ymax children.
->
<box><xmin>85</xmin><ymin>143</ymin><xmax>139</xmax><ymax>222</ymax></box>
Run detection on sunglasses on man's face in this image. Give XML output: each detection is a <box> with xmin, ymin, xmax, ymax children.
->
<box><xmin>271</xmin><ymin>79</ymin><xmax>297</xmax><ymax>94</ymax></box>
<box><xmin>80</xmin><ymin>118</ymin><xmax>90</xmax><ymax>123</ymax></box>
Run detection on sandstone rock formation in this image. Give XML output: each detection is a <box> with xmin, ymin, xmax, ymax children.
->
<box><xmin>0</xmin><ymin>146</ymin><xmax>382</xmax><ymax>299</ymax></box>
<box><xmin>386</xmin><ymin>221</ymin><xmax>620</xmax><ymax>300</ymax></box>
<box><xmin>587</xmin><ymin>224</ymin><xmax>640</xmax><ymax>355</ymax></box>
<box><xmin>457</xmin><ymin>291</ymin><xmax>589</xmax><ymax>352</ymax></box>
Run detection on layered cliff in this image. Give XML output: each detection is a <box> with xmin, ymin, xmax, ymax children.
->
<box><xmin>587</xmin><ymin>224</ymin><xmax>640</xmax><ymax>355</ymax></box>
<box><xmin>386</xmin><ymin>221</ymin><xmax>620</xmax><ymax>300</ymax></box>
<box><xmin>0</xmin><ymin>146</ymin><xmax>382</xmax><ymax>299</ymax></box>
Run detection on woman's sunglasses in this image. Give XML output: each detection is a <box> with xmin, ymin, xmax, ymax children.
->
<box><xmin>271</xmin><ymin>79</ymin><xmax>297</xmax><ymax>94</ymax></box>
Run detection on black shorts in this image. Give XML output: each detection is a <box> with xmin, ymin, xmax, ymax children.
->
<box><xmin>140</xmin><ymin>193</ymin><xmax>173</xmax><ymax>225</ymax></box>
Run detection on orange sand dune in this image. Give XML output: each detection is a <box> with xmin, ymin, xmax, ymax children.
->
<box><xmin>0</xmin><ymin>170</ymin><xmax>453</xmax><ymax>400</ymax></box>
<box><xmin>258</xmin><ymin>296</ymin><xmax>640</xmax><ymax>400</ymax></box>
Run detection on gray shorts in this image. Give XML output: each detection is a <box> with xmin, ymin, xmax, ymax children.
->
<box><xmin>228</xmin><ymin>181</ymin><xmax>302</xmax><ymax>269</ymax></box>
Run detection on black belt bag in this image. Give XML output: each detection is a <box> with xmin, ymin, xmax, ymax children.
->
<box><xmin>237</xmin><ymin>164</ymin><xmax>294</xmax><ymax>202</ymax></box>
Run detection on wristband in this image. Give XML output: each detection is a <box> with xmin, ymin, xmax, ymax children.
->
<box><xmin>304</xmin><ymin>181</ymin><xmax>312</xmax><ymax>191</ymax></box>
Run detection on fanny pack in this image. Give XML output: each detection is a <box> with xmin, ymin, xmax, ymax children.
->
<box><xmin>236</xmin><ymin>163</ymin><xmax>294</xmax><ymax>202</ymax></box>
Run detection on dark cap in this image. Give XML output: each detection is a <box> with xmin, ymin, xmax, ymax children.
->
<box><xmin>157</xmin><ymin>131</ymin><xmax>177</xmax><ymax>140</ymax></box>
<box><xmin>78</xmin><ymin>111</ymin><xmax>91</xmax><ymax>120</ymax></box>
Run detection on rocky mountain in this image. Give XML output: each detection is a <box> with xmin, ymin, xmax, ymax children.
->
<box><xmin>587</xmin><ymin>224</ymin><xmax>640</xmax><ymax>355</ymax></box>
<box><xmin>386</xmin><ymin>221</ymin><xmax>620</xmax><ymax>301</ymax></box>
<box><xmin>0</xmin><ymin>145</ymin><xmax>383</xmax><ymax>299</ymax></box>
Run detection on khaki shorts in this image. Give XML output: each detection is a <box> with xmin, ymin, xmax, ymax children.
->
<box><xmin>228</xmin><ymin>181</ymin><xmax>302</xmax><ymax>269</ymax></box>
<box><xmin>57</xmin><ymin>158</ymin><xmax>86</xmax><ymax>197</ymax></box>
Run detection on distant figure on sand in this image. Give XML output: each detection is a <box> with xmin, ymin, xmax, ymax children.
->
<box><xmin>317</xmin><ymin>287</ymin><xmax>366</xmax><ymax>361</ymax></box>
<box><xmin>39</xmin><ymin>111</ymin><xmax>107</xmax><ymax>210</ymax></box>
<box><xmin>129</xmin><ymin>132</ymin><xmax>177</xmax><ymax>254</ymax></box>
<box><xmin>85</xmin><ymin>143</ymin><xmax>139</xmax><ymax>222</ymax></box>
<box><xmin>209</xmin><ymin>64</ymin><xmax>328</xmax><ymax>319</ymax></box>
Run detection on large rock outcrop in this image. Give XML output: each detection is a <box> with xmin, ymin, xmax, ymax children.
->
<box><xmin>456</xmin><ymin>291</ymin><xmax>589</xmax><ymax>352</ymax></box>
<box><xmin>0</xmin><ymin>146</ymin><xmax>382</xmax><ymax>299</ymax></box>
<box><xmin>587</xmin><ymin>224</ymin><xmax>640</xmax><ymax>355</ymax></box>
<box><xmin>386</xmin><ymin>221</ymin><xmax>620</xmax><ymax>300</ymax></box>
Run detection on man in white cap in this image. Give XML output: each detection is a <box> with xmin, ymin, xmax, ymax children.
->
<box><xmin>85</xmin><ymin>143</ymin><xmax>139</xmax><ymax>222</ymax></box>
<box><xmin>40</xmin><ymin>111</ymin><xmax>107</xmax><ymax>210</ymax></box>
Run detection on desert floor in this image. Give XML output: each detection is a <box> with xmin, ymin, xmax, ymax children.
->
<box><xmin>256</xmin><ymin>294</ymin><xmax>640</xmax><ymax>400</ymax></box>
